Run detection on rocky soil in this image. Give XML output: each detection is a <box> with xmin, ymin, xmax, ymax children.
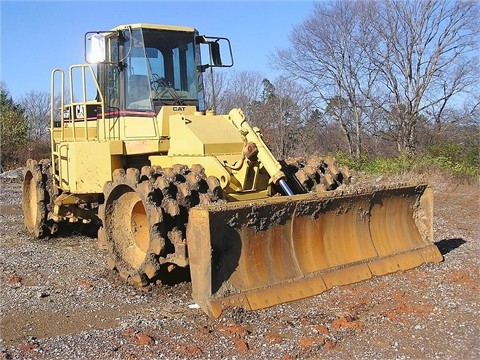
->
<box><xmin>0</xmin><ymin>176</ymin><xmax>479</xmax><ymax>359</ymax></box>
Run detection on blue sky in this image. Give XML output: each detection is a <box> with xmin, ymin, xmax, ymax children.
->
<box><xmin>1</xmin><ymin>0</ymin><xmax>315</xmax><ymax>100</ymax></box>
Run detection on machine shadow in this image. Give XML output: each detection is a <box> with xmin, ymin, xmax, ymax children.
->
<box><xmin>47</xmin><ymin>222</ymin><xmax>100</xmax><ymax>239</ymax></box>
<box><xmin>211</xmin><ymin>225</ymin><xmax>242</xmax><ymax>294</ymax></box>
<box><xmin>157</xmin><ymin>264</ymin><xmax>192</xmax><ymax>286</ymax></box>
<box><xmin>434</xmin><ymin>238</ymin><xmax>466</xmax><ymax>256</ymax></box>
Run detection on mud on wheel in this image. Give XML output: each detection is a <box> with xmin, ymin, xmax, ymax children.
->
<box><xmin>153</xmin><ymin>164</ymin><xmax>223</xmax><ymax>269</ymax></box>
<box><xmin>22</xmin><ymin>159</ymin><xmax>55</xmax><ymax>238</ymax></box>
<box><xmin>284</xmin><ymin>155</ymin><xmax>352</xmax><ymax>192</ymax></box>
<box><xmin>102</xmin><ymin>168</ymin><xmax>165</xmax><ymax>286</ymax></box>
<box><xmin>100</xmin><ymin>165</ymin><xmax>223</xmax><ymax>286</ymax></box>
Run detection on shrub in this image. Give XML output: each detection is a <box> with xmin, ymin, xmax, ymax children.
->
<box><xmin>332</xmin><ymin>146</ymin><xmax>479</xmax><ymax>180</ymax></box>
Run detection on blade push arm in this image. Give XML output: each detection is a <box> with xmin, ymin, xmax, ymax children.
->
<box><xmin>228</xmin><ymin>109</ymin><xmax>294</xmax><ymax>195</ymax></box>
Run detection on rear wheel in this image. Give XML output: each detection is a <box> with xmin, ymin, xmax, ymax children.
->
<box><xmin>22</xmin><ymin>159</ymin><xmax>53</xmax><ymax>238</ymax></box>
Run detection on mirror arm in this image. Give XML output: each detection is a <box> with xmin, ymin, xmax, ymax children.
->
<box><xmin>197</xmin><ymin>64</ymin><xmax>210</xmax><ymax>73</ymax></box>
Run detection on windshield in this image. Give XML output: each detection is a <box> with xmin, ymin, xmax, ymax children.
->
<box><xmin>124</xmin><ymin>28</ymin><xmax>200</xmax><ymax>110</ymax></box>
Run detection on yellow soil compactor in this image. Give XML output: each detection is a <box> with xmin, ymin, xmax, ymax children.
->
<box><xmin>22</xmin><ymin>24</ymin><xmax>442</xmax><ymax>318</ymax></box>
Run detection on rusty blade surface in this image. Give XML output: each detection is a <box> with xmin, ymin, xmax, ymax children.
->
<box><xmin>186</xmin><ymin>184</ymin><xmax>442</xmax><ymax>318</ymax></box>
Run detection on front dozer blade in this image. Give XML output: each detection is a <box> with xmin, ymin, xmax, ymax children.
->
<box><xmin>187</xmin><ymin>184</ymin><xmax>442</xmax><ymax>318</ymax></box>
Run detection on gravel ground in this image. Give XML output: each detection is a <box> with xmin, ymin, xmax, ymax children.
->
<box><xmin>0</xmin><ymin>176</ymin><xmax>479</xmax><ymax>359</ymax></box>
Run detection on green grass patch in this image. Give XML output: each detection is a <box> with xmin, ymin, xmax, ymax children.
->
<box><xmin>332</xmin><ymin>144</ymin><xmax>479</xmax><ymax>179</ymax></box>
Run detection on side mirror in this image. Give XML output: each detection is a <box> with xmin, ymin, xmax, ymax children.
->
<box><xmin>197</xmin><ymin>36</ymin><xmax>234</xmax><ymax>72</ymax></box>
<box><xmin>210</xmin><ymin>42</ymin><xmax>222</xmax><ymax>67</ymax></box>
<box><xmin>85</xmin><ymin>33</ymin><xmax>107</xmax><ymax>64</ymax></box>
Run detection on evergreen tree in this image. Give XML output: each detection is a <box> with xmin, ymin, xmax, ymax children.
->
<box><xmin>0</xmin><ymin>85</ymin><xmax>29</xmax><ymax>170</ymax></box>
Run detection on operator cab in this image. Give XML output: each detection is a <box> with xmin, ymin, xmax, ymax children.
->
<box><xmin>85</xmin><ymin>24</ymin><xmax>232</xmax><ymax>115</ymax></box>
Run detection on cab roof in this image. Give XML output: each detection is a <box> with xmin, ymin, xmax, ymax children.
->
<box><xmin>112</xmin><ymin>23</ymin><xmax>196</xmax><ymax>33</ymax></box>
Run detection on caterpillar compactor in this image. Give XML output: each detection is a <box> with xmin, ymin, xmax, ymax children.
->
<box><xmin>22</xmin><ymin>24</ymin><xmax>442</xmax><ymax>318</ymax></box>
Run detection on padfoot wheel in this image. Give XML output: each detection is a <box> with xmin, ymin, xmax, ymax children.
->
<box><xmin>101</xmin><ymin>165</ymin><xmax>223</xmax><ymax>286</ymax></box>
<box><xmin>102</xmin><ymin>168</ymin><xmax>165</xmax><ymax>286</ymax></box>
<box><xmin>153</xmin><ymin>164</ymin><xmax>222</xmax><ymax>269</ymax></box>
<box><xmin>284</xmin><ymin>155</ymin><xmax>351</xmax><ymax>192</ymax></box>
<box><xmin>22</xmin><ymin>159</ymin><xmax>54</xmax><ymax>238</ymax></box>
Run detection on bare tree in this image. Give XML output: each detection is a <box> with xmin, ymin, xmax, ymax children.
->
<box><xmin>254</xmin><ymin>77</ymin><xmax>312</xmax><ymax>158</ymax></box>
<box><xmin>216</xmin><ymin>70</ymin><xmax>265</xmax><ymax>118</ymax></box>
<box><xmin>367</xmin><ymin>0</ymin><xmax>479</xmax><ymax>152</ymax></box>
<box><xmin>273</xmin><ymin>1</ymin><xmax>376</xmax><ymax>158</ymax></box>
<box><xmin>20</xmin><ymin>90</ymin><xmax>51</xmax><ymax>141</ymax></box>
<box><xmin>202</xmin><ymin>70</ymin><xmax>228</xmax><ymax>112</ymax></box>
<box><xmin>273</xmin><ymin>0</ymin><xmax>479</xmax><ymax>155</ymax></box>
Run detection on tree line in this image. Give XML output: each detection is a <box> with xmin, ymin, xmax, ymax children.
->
<box><xmin>208</xmin><ymin>0</ymin><xmax>478</xmax><ymax>160</ymax></box>
<box><xmin>1</xmin><ymin>0</ymin><xmax>478</xmax><ymax>175</ymax></box>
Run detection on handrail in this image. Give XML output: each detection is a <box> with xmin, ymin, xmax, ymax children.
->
<box><xmin>52</xmin><ymin>143</ymin><xmax>69</xmax><ymax>191</ymax></box>
<box><xmin>50</xmin><ymin>68</ymin><xmax>65</xmax><ymax>191</ymax></box>
<box><xmin>68</xmin><ymin>64</ymin><xmax>106</xmax><ymax>141</ymax></box>
<box><xmin>51</xmin><ymin>64</ymin><xmax>107</xmax><ymax>192</ymax></box>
